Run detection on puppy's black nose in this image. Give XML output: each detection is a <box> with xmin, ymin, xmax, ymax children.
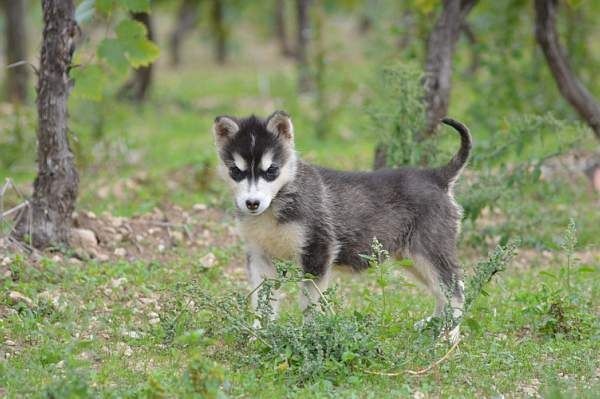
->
<box><xmin>246</xmin><ymin>199</ymin><xmax>260</xmax><ymax>211</ymax></box>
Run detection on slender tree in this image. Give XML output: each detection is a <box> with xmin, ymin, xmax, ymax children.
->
<box><xmin>296</xmin><ymin>0</ymin><xmax>311</xmax><ymax>93</ymax></box>
<box><xmin>119</xmin><ymin>12</ymin><xmax>155</xmax><ymax>102</ymax></box>
<box><xmin>461</xmin><ymin>21</ymin><xmax>480</xmax><ymax>75</ymax></box>
<box><xmin>275</xmin><ymin>0</ymin><xmax>294</xmax><ymax>57</ymax></box>
<box><xmin>2</xmin><ymin>0</ymin><xmax>29</xmax><ymax>103</ymax></box>
<box><xmin>169</xmin><ymin>0</ymin><xmax>201</xmax><ymax>66</ymax></box>
<box><xmin>422</xmin><ymin>0</ymin><xmax>478</xmax><ymax>137</ymax></box>
<box><xmin>535</xmin><ymin>0</ymin><xmax>600</xmax><ymax>140</ymax></box>
<box><xmin>15</xmin><ymin>0</ymin><xmax>79</xmax><ymax>248</ymax></box>
<box><xmin>211</xmin><ymin>0</ymin><xmax>228</xmax><ymax>64</ymax></box>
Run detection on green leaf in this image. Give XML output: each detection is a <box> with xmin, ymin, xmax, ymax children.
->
<box><xmin>98</xmin><ymin>38</ymin><xmax>129</xmax><ymax>75</ymax></box>
<box><xmin>341</xmin><ymin>351</ymin><xmax>357</xmax><ymax>363</ymax></box>
<box><xmin>121</xmin><ymin>0</ymin><xmax>151</xmax><ymax>12</ymax></box>
<box><xmin>577</xmin><ymin>266</ymin><xmax>596</xmax><ymax>274</ymax></box>
<box><xmin>397</xmin><ymin>258</ymin><xmax>414</xmax><ymax>268</ymax></box>
<box><xmin>71</xmin><ymin>65</ymin><xmax>107</xmax><ymax>101</ymax></box>
<box><xmin>115</xmin><ymin>19</ymin><xmax>160</xmax><ymax>68</ymax></box>
<box><xmin>75</xmin><ymin>0</ymin><xmax>96</xmax><ymax>24</ymax></box>
<box><xmin>96</xmin><ymin>0</ymin><xmax>116</xmax><ymax>14</ymax></box>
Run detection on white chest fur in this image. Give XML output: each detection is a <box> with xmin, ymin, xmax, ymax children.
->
<box><xmin>238</xmin><ymin>211</ymin><xmax>305</xmax><ymax>260</ymax></box>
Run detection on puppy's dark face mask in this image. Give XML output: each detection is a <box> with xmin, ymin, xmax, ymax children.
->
<box><xmin>213</xmin><ymin>111</ymin><xmax>296</xmax><ymax>215</ymax></box>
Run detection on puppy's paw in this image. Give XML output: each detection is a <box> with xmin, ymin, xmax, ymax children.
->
<box><xmin>414</xmin><ymin>316</ymin><xmax>434</xmax><ymax>331</ymax></box>
<box><xmin>446</xmin><ymin>324</ymin><xmax>461</xmax><ymax>344</ymax></box>
<box><xmin>252</xmin><ymin>319</ymin><xmax>262</xmax><ymax>329</ymax></box>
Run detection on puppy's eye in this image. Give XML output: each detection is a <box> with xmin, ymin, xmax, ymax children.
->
<box><xmin>229</xmin><ymin>166</ymin><xmax>245</xmax><ymax>182</ymax></box>
<box><xmin>265</xmin><ymin>165</ymin><xmax>279</xmax><ymax>181</ymax></box>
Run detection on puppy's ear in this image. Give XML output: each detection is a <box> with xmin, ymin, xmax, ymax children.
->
<box><xmin>213</xmin><ymin>116</ymin><xmax>239</xmax><ymax>145</ymax></box>
<box><xmin>266</xmin><ymin>111</ymin><xmax>294</xmax><ymax>141</ymax></box>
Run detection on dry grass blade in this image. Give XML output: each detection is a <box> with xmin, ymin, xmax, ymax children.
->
<box><xmin>363</xmin><ymin>338</ymin><xmax>461</xmax><ymax>377</ymax></box>
<box><xmin>0</xmin><ymin>178</ymin><xmax>36</xmax><ymax>254</ymax></box>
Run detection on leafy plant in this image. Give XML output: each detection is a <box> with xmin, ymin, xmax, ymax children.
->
<box><xmin>71</xmin><ymin>0</ymin><xmax>160</xmax><ymax>102</ymax></box>
<box><xmin>190</xmin><ymin>238</ymin><xmax>517</xmax><ymax>385</ymax></box>
<box><xmin>367</xmin><ymin>63</ymin><xmax>429</xmax><ymax>167</ymax></box>
<box><xmin>518</xmin><ymin>220</ymin><xmax>598</xmax><ymax>339</ymax></box>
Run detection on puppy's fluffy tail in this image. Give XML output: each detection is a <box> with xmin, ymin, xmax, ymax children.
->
<box><xmin>435</xmin><ymin>118</ymin><xmax>472</xmax><ymax>189</ymax></box>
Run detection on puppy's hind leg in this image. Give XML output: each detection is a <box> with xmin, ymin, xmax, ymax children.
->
<box><xmin>411</xmin><ymin>250</ymin><xmax>464</xmax><ymax>343</ymax></box>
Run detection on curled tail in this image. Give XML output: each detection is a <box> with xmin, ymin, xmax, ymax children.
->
<box><xmin>435</xmin><ymin>118</ymin><xmax>472</xmax><ymax>189</ymax></box>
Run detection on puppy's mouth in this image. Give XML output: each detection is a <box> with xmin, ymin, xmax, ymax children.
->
<box><xmin>237</xmin><ymin>204</ymin><xmax>268</xmax><ymax>216</ymax></box>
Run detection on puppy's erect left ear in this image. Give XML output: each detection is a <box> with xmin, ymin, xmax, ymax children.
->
<box><xmin>266</xmin><ymin>111</ymin><xmax>294</xmax><ymax>141</ymax></box>
<box><xmin>213</xmin><ymin>116</ymin><xmax>239</xmax><ymax>145</ymax></box>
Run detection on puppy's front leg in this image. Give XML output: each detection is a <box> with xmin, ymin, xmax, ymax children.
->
<box><xmin>246</xmin><ymin>246</ymin><xmax>281</xmax><ymax>322</ymax></box>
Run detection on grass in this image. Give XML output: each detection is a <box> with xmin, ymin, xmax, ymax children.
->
<box><xmin>1</xmin><ymin>11</ymin><xmax>600</xmax><ymax>399</ymax></box>
<box><xmin>1</xmin><ymin>233</ymin><xmax>598</xmax><ymax>397</ymax></box>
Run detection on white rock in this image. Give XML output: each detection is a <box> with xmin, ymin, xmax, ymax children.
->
<box><xmin>122</xmin><ymin>330</ymin><xmax>143</xmax><ymax>339</ymax></box>
<box><xmin>8</xmin><ymin>291</ymin><xmax>33</xmax><ymax>307</ymax></box>
<box><xmin>111</xmin><ymin>277</ymin><xmax>127</xmax><ymax>288</ymax></box>
<box><xmin>200</xmin><ymin>252</ymin><xmax>217</xmax><ymax>268</ymax></box>
<box><xmin>69</xmin><ymin>228</ymin><xmax>99</xmax><ymax>257</ymax></box>
<box><xmin>114</xmin><ymin>248</ymin><xmax>126</xmax><ymax>257</ymax></box>
<box><xmin>193</xmin><ymin>203</ymin><xmax>207</xmax><ymax>211</ymax></box>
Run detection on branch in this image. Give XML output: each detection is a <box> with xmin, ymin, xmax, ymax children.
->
<box><xmin>534</xmin><ymin>0</ymin><xmax>600</xmax><ymax>139</ymax></box>
<box><xmin>5</xmin><ymin>60</ymin><xmax>39</xmax><ymax>75</ymax></box>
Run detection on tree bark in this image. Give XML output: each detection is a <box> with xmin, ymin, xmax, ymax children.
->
<box><xmin>535</xmin><ymin>0</ymin><xmax>600</xmax><ymax>139</ymax></box>
<box><xmin>169</xmin><ymin>0</ymin><xmax>200</xmax><ymax>66</ymax></box>
<box><xmin>15</xmin><ymin>0</ymin><xmax>79</xmax><ymax>248</ymax></box>
<box><xmin>2</xmin><ymin>0</ymin><xmax>29</xmax><ymax>104</ymax></box>
<box><xmin>275</xmin><ymin>0</ymin><xmax>294</xmax><ymax>57</ymax></box>
<box><xmin>211</xmin><ymin>0</ymin><xmax>227</xmax><ymax>64</ymax></box>
<box><xmin>296</xmin><ymin>0</ymin><xmax>311</xmax><ymax>93</ymax></box>
<box><xmin>119</xmin><ymin>12</ymin><xmax>154</xmax><ymax>102</ymax></box>
<box><xmin>422</xmin><ymin>0</ymin><xmax>477</xmax><ymax>137</ymax></box>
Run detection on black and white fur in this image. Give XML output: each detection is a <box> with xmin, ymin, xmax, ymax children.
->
<box><xmin>214</xmin><ymin>111</ymin><xmax>472</xmax><ymax>341</ymax></box>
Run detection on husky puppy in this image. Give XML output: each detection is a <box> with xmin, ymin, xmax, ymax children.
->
<box><xmin>213</xmin><ymin>111</ymin><xmax>471</xmax><ymax>341</ymax></box>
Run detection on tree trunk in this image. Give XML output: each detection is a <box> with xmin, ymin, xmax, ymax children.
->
<box><xmin>535</xmin><ymin>0</ymin><xmax>600</xmax><ymax>139</ymax></box>
<box><xmin>374</xmin><ymin>0</ymin><xmax>477</xmax><ymax>169</ymax></box>
<box><xmin>422</xmin><ymin>0</ymin><xmax>477</xmax><ymax>137</ymax></box>
<box><xmin>169</xmin><ymin>0</ymin><xmax>200</xmax><ymax>66</ymax></box>
<box><xmin>461</xmin><ymin>21</ymin><xmax>480</xmax><ymax>76</ymax></box>
<box><xmin>211</xmin><ymin>0</ymin><xmax>227</xmax><ymax>64</ymax></box>
<box><xmin>15</xmin><ymin>0</ymin><xmax>79</xmax><ymax>249</ymax></box>
<box><xmin>3</xmin><ymin>0</ymin><xmax>29</xmax><ymax>104</ymax></box>
<box><xmin>275</xmin><ymin>0</ymin><xmax>294</xmax><ymax>57</ymax></box>
<box><xmin>296</xmin><ymin>0</ymin><xmax>311</xmax><ymax>93</ymax></box>
<box><xmin>119</xmin><ymin>12</ymin><xmax>154</xmax><ymax>102</ymax></box>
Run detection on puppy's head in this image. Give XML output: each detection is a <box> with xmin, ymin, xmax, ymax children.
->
<box><xmin>213</xmin><ymin>111</ymin><xmax>296</xmax><ymax>216</ymax></box>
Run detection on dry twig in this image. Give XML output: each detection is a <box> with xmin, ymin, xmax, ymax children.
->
<box><xmin>363</xmin><ymin>338</ymin><xmax>461</xmax><ymax>377</ymax></box>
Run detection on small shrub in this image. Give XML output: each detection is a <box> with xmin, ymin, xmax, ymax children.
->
<box><xmin>518</xmin><ymin>220</ymin><xmax>598</xmax><ymax>339</ymax></box>
<box><xmin>191</xmin><ymin>239</ymin><xmax>516</xmax><ymax>384</ymax></box>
